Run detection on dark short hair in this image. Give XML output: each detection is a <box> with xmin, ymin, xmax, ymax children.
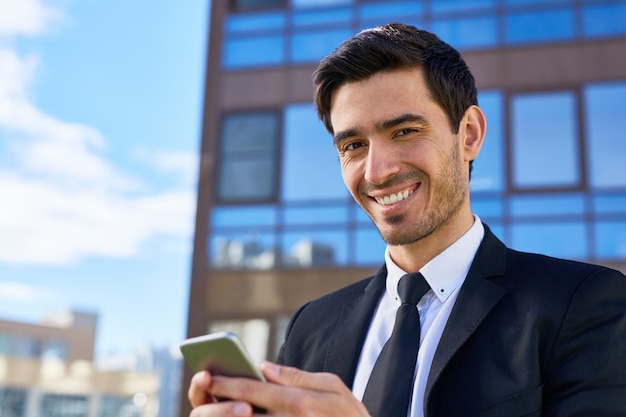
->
<box><xmin>313</xmin><ymin>23</ymin><xmax>477</xmax><ymax>135</ymax></box>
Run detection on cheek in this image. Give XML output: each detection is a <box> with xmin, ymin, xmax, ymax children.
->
<box><xmin>340</xmin><ymin>164</ymin><xmax>361</xmax><ymax>195</ymax></box>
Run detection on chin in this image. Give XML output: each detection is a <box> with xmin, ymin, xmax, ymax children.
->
<box><xmin>379</xmin><ymin>228</ymin><xmax>421</xmax><ymax>246</ymax></box>
<box><xmin>378</xmin><ymin>218</ymin><xmax>438</xmax><ymax>246</ymax></box>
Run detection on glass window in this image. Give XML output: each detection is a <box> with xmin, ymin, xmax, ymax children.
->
<box><xmin>431</xmin><ymin>0</ymin><xmax>496</xmax><ymax>13</ymax></box>
<box><xmin>584</xmin><ymin>82</ymin><xmax>626</xmax><ymax>189</ymax></box>
<box><xmin>211</xmin><ymin>231</ymin><xmax>276</xmax><ymax>269</ymax></box>
<box><xmin>510</xmin><ymin>193</ymin><xmax>585</xmax><ymax>216</ymax></box>
<box><xmin>41</xmin><ymin>339</ymin><xmax>68</xmax><ymax>361</ymax></box>
<box><xmin>0</xmin><ymin>388</ymin><xmax>27</xmax><ymax>417</ymax></box>
<box><xmin>511</xmin><ymin>91</ymin><xmax>579</xmax><ymax>188</ymax></box>
<box><xmin>291</xmin><ymin>30</ymin><xmax>353</xmax><ymax>63</ymax></box>
<box><xmin>292</xmin><ymin>0</ymin><xmax>352</xmax><ymax>8</ymax></box>
<box><xmin>284</xmin><ymin>205</ymin><xmax>349</xmax><ymax>226</ymax></box>
<box><xmin>472</xmin><ymin>91</ymin><xmax>504</xmax><ymax>192</ymax></box>
<box><xmin>593</xmin><ymin>193</ymin><xmax>626</xmax><ymax>214</ymax></box>
<box><xmin>223</xmin><ymin>36</ymin><xmax>285</xmax><ymax>68</ymax></box>
<box><xmin>282</xmin><ymin>230</ymin><xmax>348</xmax><ymax>266</ymax></box>
<box><xmin>211</xmin><ymin>206</ymin><xmax>277</xmax><ymax>228</ymax></box>
<box><xmin>225</xmin><ymin>12</ymin><xmax>286</xmax><ymax>33</ymax></box>
<box><xmin>506</xmin><ymin>0</ymin><xmax>570</xmax><ymax>5</ymax></box>
<box><xmin>356</xmin><ymin>205</ymin><xmax>373</xmax><ymax>224</ymax></box>
<box><xmin>354</xmin><ymin>226</ymin><xmax>386</xmax><ymax>266</ymax></box>
<box><xmin>281</xmin><ymin>104</ymin><xmax>347</xmax><ymax>201</ymax></box>
<box><xmin>359</xmin><ymin>1</ymin><xmax>422</xmax><ymax>21</ymax></box>
<box><xmin>293</xmin><ymin>7</ymin><xmax>352</xmax><ymax>27</ymax></box>
<box><xmin>506</xmin><ymin>9</ymin><xmax>575</xmax><ymax>44</ymax></box>
<box><xmin>12</xmin><ymin>335</ymin><xmax>40</xmax><ymax>358</ymax></box>
<box><xmin>511</xmin><ymin>222</ymin><xmax>587</xmax><ymax>259</ymax></box>
<box><xmin>99</xmin><ymin>396</ymin><xmax>142</xmax><ymax>417</ymax></box>
<box><xmin>432</xmin><ymin>15</ymin><xmax>497</xmax><ymax>49</ymax></box>
<box><xmin>40</xmin><ymin>394</ymin><xmax>89</xmax><ymax>417</ymax></box>
<box><xmin>472</xmin><ymin>197</ymin><xmax>505</xmax><ymax>218</ymax></box>
<box><xmin>486</xmin><ymin>222</ymin><xmax>505</xmax><ymax>242</ymax></box>
<box><xmin>231</xmin><ymin>0</ymin><xmax>286</xmax><ymax>11</ymax></box>
<box><xmin>217</xmin><ymin>112</ymin><xmax>280</xmax><ymax>203</ymax></box>
<box><xmin>583</xmin><ymin>4</ymin><xmax>626</xmax><ymax>38</ymax></box>
<box><xmin>595</xmin><ymin>221</ymin><xmax>626</xmax><ymax>259</ymax></box>
<box><xmin>0</xmin><ymin>333</ymin><xmax>10</xmax><ymax>354</ymax></box>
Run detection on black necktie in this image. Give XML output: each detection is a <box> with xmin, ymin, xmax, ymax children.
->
<box><xmin>362</xmin><ymin>272</ymin><xmax>430</xmax><ymax>417</ymax></box>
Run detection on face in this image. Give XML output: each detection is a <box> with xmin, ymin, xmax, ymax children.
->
<box><xmin>330</xmin><ymin>68</ymin><xmax>471</xmax><ymax>247</ymax></box>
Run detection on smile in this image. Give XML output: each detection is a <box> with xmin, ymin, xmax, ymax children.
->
<box><xmin>374</xmin><ymin>188</ymin><xmax>415</xmax><ymax>206</ymax></box>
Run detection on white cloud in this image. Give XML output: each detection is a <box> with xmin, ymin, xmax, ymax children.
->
<box><xmin>0</xmin><ymin>281</ymin><xmax>57</xmax><ymax>302</ymax></box>
<box><xmin>0</xmin><ymin>4</ymin><xmax>197</xmax><ymax>266</ymax></box>
<box><xmin>0</xmin><ymin>0</ymin><xmax>62</xmax><ymax>39</ymax></box>
<box><xmin>132</xmin><ymin>148</ymin><xmax>199</xmax><ymax>186</ymax></box>
<box><xmin>0</xmin><ymin>172</ymin><xmax>196</xmax><ymax>265</ymax></box>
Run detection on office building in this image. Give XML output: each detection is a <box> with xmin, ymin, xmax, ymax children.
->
<box><xmin>97</xmin><ymin>345</ymin><xmax>183</xmax><ymax>417</ymax></box>
<box><xmin>0</xmin><ymin>311</ymin><xmax>159</xmax><ymax>417</ymax></box>
<box><xmin>184</xmin><ymin>0</ymin><xmax>626</xmax><ymax>412</ymax></box>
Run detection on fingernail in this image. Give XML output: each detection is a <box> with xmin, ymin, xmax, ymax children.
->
<box><xmin>233</xmin><ymin>403</ymin><xmax>250</xmax><ymax>416</ymax></box>
<box><xmin>192</xmin><ymin>370</ymin><xmax>208</xmax><ymax>385</ymax></box>
<box><xmin>262</xmin><ymin>361</ymin><xmax>280</xmax><ymax>376</ymax></box>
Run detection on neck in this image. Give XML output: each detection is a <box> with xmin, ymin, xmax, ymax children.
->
<box><xmin>388</xmin><ymin>209</ymin><xmax>475</xmax><ymax>272</ymax></box>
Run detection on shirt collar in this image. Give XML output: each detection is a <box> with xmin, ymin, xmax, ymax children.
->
<box><xmin>384</xmin><ymin>215</ymin><xmax>485</xmax><ymax>304</ymax></box>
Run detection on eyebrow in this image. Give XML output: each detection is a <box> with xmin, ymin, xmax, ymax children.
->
<box><xmin>377</xmin><ymin>113</ymin><xmax>428</xmax><ymax>131</ymax></box>
<box><xmin>333</xmin><ymin>113</ymin><xmax>428</xmax><ymax>145</ymax></box>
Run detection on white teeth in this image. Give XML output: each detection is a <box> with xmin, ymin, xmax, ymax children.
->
<box><xmin>376</xmin><ymin>190</ymin><xmax>412</xmax><ymax>206</ymax></box>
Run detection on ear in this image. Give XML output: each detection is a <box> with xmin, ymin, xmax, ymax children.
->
<box><xmin>459</xmin><ymin>105</ymin><xmax>486</xmax><ymax>162</ymax></box>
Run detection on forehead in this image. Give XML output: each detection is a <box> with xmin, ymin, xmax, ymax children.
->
<box><xmin>329</xmin><ymin>68</ymin><xmax>443</xmax><ymax>131</ymax></box>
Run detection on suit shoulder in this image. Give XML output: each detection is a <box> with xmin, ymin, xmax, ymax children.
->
<box><xmin>285</xmin><ymin>271</ymin><xmax>382</xmax><ymax>337</ymax></box>
<box><xmin>299</xmin><ymin>274</ymin><xmax>375</xmax><ymax>313</ymax></box>
<box><xmin>502</xmin><ymin>248</ymin><xmax>625</xmax><ymax>293</ymax></box>
<box><xmin>507</xmin><ymin>248</ymin><xmax>622</xmax><ymax>277</ymax></box>
<box><xmin>277</xmin><ymin>273</ymin><xmax>379</xmax><ymax>367</ymax></box>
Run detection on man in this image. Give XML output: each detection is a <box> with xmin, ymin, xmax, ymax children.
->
<box><xmin>188</xmin><ymin>23</ymin><xmax>626</xmax><ymax>417</ymax></box>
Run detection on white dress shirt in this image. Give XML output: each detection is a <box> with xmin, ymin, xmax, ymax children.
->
<box><xmin>352</xmin><ymin>216</ymin><xmax>485</xmax><ymax>417</ymax></box>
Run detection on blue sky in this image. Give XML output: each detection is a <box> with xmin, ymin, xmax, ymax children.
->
<box><xmin>0</xmin><ymin>0</ymin><xmax>208</xmax><ymax>356</ymax></box>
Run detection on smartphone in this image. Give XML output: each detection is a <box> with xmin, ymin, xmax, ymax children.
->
<box><xmin>180</xmin><ymin>331</ymin><xmax>266</xmax><ymax>382</ymax></box>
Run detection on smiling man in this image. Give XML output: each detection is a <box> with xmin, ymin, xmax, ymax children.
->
<box><xmin>188</xmin><ymin>23</ymin><xmax>626</xmax><ymax>417</ymax></box>
<box><xmin>330</xmin><ymin>66</ymin><xmax>482</xmax><ymax>271</ymax></box>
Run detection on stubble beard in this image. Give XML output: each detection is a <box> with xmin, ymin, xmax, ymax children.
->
<box><xmin>373</xmin><ymin>143</ymin><xmax>467</xmax><ymax>246</ymax></box>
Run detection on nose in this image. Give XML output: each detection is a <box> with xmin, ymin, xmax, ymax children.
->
<box><xmin>364</xmin><ymin>141</ymin><xmax>401</xmax><ymax>186</ymax></box>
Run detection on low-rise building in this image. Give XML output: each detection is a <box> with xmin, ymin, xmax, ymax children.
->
<box><xmin>0</xmin><ymin>311</ymin><xmax>159</xmax><ymax>417</ymax></box>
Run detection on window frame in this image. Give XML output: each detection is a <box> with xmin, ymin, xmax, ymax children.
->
<box><xmin>215</xmin><ymin>109</ymin><xmax>283</xmax><ymax>205</ymax></box>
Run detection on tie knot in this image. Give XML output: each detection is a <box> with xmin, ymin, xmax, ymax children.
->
<box><xmin>398</xmin><ymin>272</ymin><xmax>430</xmax><ymax>305</ymax></box>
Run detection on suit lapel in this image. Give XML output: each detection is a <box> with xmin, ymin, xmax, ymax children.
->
<box><xmin>321</xmin><ymin>226</ymin><xmax>509</xmax><ymax>393</ymax></box>
<box><xmin>425</xmin><ymin>226</ymin><xmax>508</xmax><ymax>399</ymax></box>
<box><xmin>324</xmin><ymin>266</ymin><xmax>387</xmax><ymax>387</ymax></box>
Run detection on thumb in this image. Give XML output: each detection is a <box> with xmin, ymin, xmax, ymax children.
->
<box><xmin>188</xmin><ymin>371</ymin><xmax>215</xmax><ymax>407</ymax></box>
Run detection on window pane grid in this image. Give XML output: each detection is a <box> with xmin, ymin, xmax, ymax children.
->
<box><xmin>510</xmin><ymin>91</ymin><xmax>580</xmax><ymax>189</ymax></box>
<box><xmin>221</xmin><ymin>0</ymin><xmax>626</xmax><ymax>68</ymax></box>
<box><xmin>212</xmin><ymin>40</ymin><xmax>626</xmax><ymax>268</ymax></box>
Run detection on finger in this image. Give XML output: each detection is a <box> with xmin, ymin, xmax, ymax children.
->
<box><xmin>210</xmin><ymin>375</ymin><xmax>299</xmax><ymax>414</ymax></box>
<box><xmin>210</xmin><ymin>371</ymin><xmax>370</xmax><ymax>417</ymax></box>
<box><xmin>188</xmin><ymin>371</ymin><xmax>215</xmax><ymax>407</ymax></box>
<box><xmin>189</xmin><ymin>401</ymin><xmax>253</xmax><ymax>417</ymax></box>
<box><xmin>261</xmin><ymin>362</ymin><xmax>347</xmax><ymax>392</ymax></box>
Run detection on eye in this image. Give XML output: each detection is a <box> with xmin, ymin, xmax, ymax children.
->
<box><xmin>396</xmin><ymin>128</ymin><xmax>417</xmax><ymax>137</ymax></box>
<box><xmin>344</xmin><ymin>141</ymin><xmax>365</xmax><ymax>151</ymax></box>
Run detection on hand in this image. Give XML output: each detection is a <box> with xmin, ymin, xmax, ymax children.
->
<box><xmin>188</xmin><ymin>361</ymin><xmax>371</xmax><ymax>417</ymax></box>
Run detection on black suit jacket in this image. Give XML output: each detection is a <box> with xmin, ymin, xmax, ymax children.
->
<box><xmin>276</xmin><ymin>225</ymin><xmax>626</xmax><ymax>417</ymax></box>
